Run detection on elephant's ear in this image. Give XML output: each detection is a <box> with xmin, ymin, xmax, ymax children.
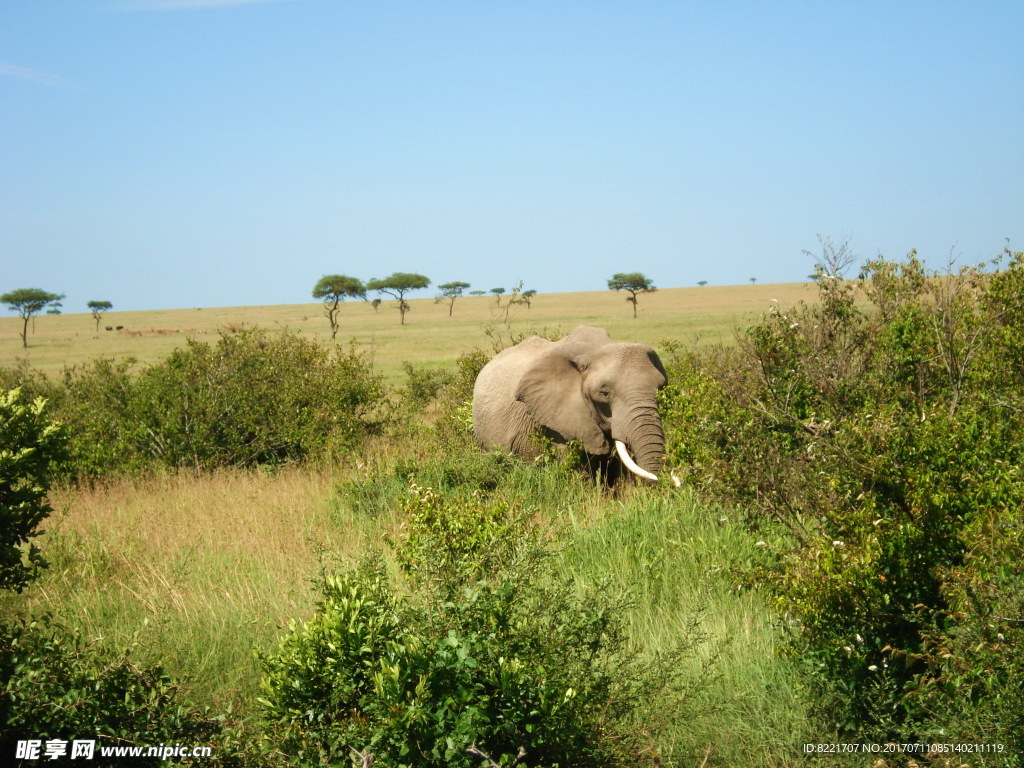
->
<box><xmin>514</xmin><ymin>349</ymin><xmax>610</xmax><ymax>455</ymax></box>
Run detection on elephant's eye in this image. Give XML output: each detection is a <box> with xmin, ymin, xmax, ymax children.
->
<box><xmin>598</xmin><ymin>387</ymin><xmax>611</xmax><ymax>400</ymax></box>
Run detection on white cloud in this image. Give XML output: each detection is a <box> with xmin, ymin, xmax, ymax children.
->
<box><xmin>0</xmin><ymin>61</ymin><xmax>65</xmax><ymax>87</ymax></box>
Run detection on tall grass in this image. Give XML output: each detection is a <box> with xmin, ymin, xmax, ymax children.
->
<box><xmin>557</xmin><ymin>488</ymin><xmax>815</xmax><ymax>766</ymax></box>
<box><xmin>10</xmin><ymin>467</ymin><xmax>369</xmax><ymax>710</ymax></box>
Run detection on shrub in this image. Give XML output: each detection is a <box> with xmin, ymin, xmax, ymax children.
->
<box><xmin>659</xmin><ymin>246</ymin><xmax>1024</xmax><ymax>751</ymax></box>
<box><xmin>399</xmin><ymin>362</ymin><xmax>454</xmax><ymax>407</ymax></box>
<box><xmin>260</xmin><ymin>485</ymin><xmax>692</xmax><ymax>767</ymax></box>
<box><xmin>0</xmin><ymin>617</ymin><xmax>224</xmax><ymax>766</ymax></box>
<box><xmin>55</xmin><ymin>328</ymin><xmax>385</xmax><ymax>476</ymax></box>
<box><xmin>0</xmin><ymin>363</ymin><xmax>57</xmax><ymax>405</ymax></box>
<box><xmin>0</xmin><ymin>389</ymin><xmax>66</xmax><ymax>593</ymax></box>
<box><xmin>432</xmin><ymin>347</ymin><xmax>490</xmax><ymax>447</ymax></box>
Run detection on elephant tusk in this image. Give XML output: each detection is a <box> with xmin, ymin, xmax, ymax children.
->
<box><xmin>615</xmin><ymin>440</ymin><xmax>658</xmax><ymax>482</ymax></box>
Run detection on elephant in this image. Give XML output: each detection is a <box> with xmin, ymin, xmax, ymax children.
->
<box><xmin>472</xmin><ymin>326</ymin><xmax>668</xmax><ymax>482</ymax></box>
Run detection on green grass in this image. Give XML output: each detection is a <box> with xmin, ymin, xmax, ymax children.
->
<box><xmin>5</xmin><ymin>448</ymin><xmax>825</xmax><ymax>765</ymax></box>
<box><xmin>557</xmin><ymin>489</ymin><xmax>815</xmax><ymax>765</ymax></box>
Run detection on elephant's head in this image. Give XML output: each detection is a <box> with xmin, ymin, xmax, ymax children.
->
<box><xmin>513</xmin><ymin>326</ymin><xmax>667</xmax><ymax>481</ymax></box>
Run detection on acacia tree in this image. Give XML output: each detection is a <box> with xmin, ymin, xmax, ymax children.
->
<box><xmin>607</xmin><ymin>273</ymin><xmax>656</xmax><ymax>318</ymax></box>
<box><xmin>87</xmin><ymin>300</ymin><xmax>113</xmax><ymax>331</ymax></box>
<box><xmin>437</xmin><ymin>281</ymin><xmax>471</xmax><ymax>317</ymax></box>
<box><xmin>1</xmin><ymin>289</ymin><xmax>65</xmax><ymax>348</ymax></box>
<box><xmin>366</xmin><ymin>273</ymin><xmax>430</xmax><ymax>325</ymax></box>
<box><xmin>312</xmin><ymin>275</ymin><xmax>366</xmax><ymax>339</ymax></box>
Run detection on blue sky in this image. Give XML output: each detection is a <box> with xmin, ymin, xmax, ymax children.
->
<box><xmin>2</xmin><ymin>1</ymin><xmax>1021</xmax><ymax>312</ymax></box>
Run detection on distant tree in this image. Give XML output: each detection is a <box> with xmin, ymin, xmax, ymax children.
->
<box><xmin>697</xmin><ymin>281</ymin><xmax>708</xmax><ymax>287</ymax></box>
<box><xmin>1</xmin><ymin>289</ymin><xmax>65</xmax><ymax>348</ymax></box>
<box><xmin>469</xmin><ymin>290</ymin><xmax>486</xmax><ymax>297</ymax></box>
<box><xmin>750</xmin><ymin>277</ymin><xmax>757</xmax><ymax>285</ymax></box>
<box><xmin>607</xmin><ymin>273</ymin><xmax>656</xmax><ymax>318</ymax></box>
<box><xmin>371</xmin><ymin>298</ymin><xmax>382</xmax><ymax>312</ymax></box>
<box><xmin>87</xmin><ymin>300</ymin><xmax>113</xmax><ymax>331</ymax></box>
<box><xmin>437</xmin><ymin>281</ymin><xmax>471</xmax><ymax>317</ymax></box>
<box><xmin>367</xmin><ymin>273</ymin><xmax>431</xmax><ymax>325</ymax></box>
<box><xmin>520</xmin><ymin>289</ymin><xmax>537</xmax><ymax>309</ymax></box>
<box><xmin>489</xmin><ymin>288</ymin><xmax>506</xmax><ymax>305</ymax></box>
<box><xmin>312</xmin><ymin>275</ymin><xmax>366</xmax><ymax>340</ymax></box>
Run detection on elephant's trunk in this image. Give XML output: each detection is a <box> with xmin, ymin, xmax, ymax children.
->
<box><xmin>613</xmin><ymin>399</ymin><xmax>665</xmax><ymax>482</ymax></box>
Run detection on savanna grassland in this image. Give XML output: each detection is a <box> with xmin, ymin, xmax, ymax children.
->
<box><xmin>0</xmin><ymin>282</ymin><xmax>815</xmax><ymax>382</ymax></box>
<box><xmin>0</xmin><ymin>282</ymin><xmax>821</xmax><ymax>767</ymax></box>
<box><xmin>3</xmin><ymin>263</ymin><xmax>1022</xmax><ymax>768</ymax></box>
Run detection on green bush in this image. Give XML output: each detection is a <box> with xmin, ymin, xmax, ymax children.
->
<box><xmin>659</xmin><ymin>247</ymin><xmax>1024</xmax><ymax>752</ymax></box>
<box><xmin>260</xmin><ymin>485</ymin><xmax>692</xmax><ymax>767</ymax></box>
<box><xmin>430</xmin><ymin>347</ymin><xmax>490</xmax><ymax>449</ymax></box>
<box><xmin>54</xmin><ymin>328</ymin><xmax>385</xmax><ymax>476</ymax></box>
<box><xmin>0</xmin><ymin>389</ymin><xmax>66</xmax><ymax>593</ymax></box>
<box><xmin>399</xmin><ymin>361</ymin><xmax>455</xmax><ymax>408</ymax></box>
<box><xmin>0</xmin><ymin>363</ymin><xmax>57</xmax><ymax>405</ymax></box>
<box><xmin>0</xmin><ymin>617</ymin><xmax>224</xmax><ymax>766</ymax></box>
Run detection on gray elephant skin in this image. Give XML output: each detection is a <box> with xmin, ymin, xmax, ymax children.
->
<box><xmin>472</xmin><ymin>326</ymin><xmax>668</xmax><ymax>482</ymax></box>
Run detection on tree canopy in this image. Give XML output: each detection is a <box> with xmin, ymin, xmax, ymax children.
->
<box><xmin>312</xmin><ymin>275</ymin><xmax>366</xmax><ymax>339</ymax></box>
<box><xmin>607</xmin><ymin>273</ymin><xmax>656</xmax><ymax>318</ymax></box>
<box><xmin>366</xmin><ymin>273</ymin><xmax>431</xmax><ymax>325</ymax></box>
<box><xmin>1</xmin><ymin>288</ymin><xmax>65</xmax><ymax>347</ymax></box>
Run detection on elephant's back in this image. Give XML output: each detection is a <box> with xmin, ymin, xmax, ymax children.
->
<box><xmin>474</xmin><ymin>336</ymin><xmax>548</xmax><ymax>393</ymax></box>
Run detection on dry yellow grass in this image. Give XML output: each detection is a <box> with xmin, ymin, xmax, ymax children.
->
<box><xmin>20</xmin><ymin>466</ymin><xmax>402</xmax><ymax>707</ymax></box>
<box><xmin>0</xmin><ymin>282</ymin><xmax>818</xmax><ymax>383</ymax></box>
